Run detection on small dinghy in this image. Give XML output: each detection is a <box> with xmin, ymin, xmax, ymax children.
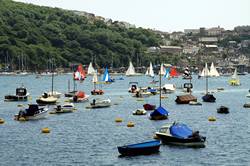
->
<box><xmin>133</xmin><ymin>109</ymin><xmax>147</xmax><ymax>115</ymax></box>
<box><xmin>88</xmin><ymin>99</ymin><xmax>111</xmax><ymax>108</ymax></box>
<box><xmin>243</xmin><ymin>103</ymin><xmax>250</xmax><ymax>108</ymax></box>
<box><xmin>217</xmin><ymin>106</ymin><xmax>229</xmax><ymax>114</ymax></box>
<box><xmin>69</xmin><ymin>91</ymin><xmax>89</xmax><ymax>103</ymax></box>
<box><xmin>117</xmin><ymin>140</ymin><xmax>160</xmax><ymax>156</ymax></box>
<box><xmin>143</xmin><ymin>104</ymin><xmax>156</xmax><ymax>111</ymax></box>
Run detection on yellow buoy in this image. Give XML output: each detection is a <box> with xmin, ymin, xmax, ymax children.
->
<box><xmin>161</xmin><ymin>96</ymin><xmax>167</xmax><ymax>99</ymax></box>
<box><xmin>0</xmin><ymin>118</ymin><xmax>5</xmax><ymax>124</ymax></box>
<box><xmin>127</xmin><ymin>121</ymin><xmax>135</xmax><ymax>127</ymax></box>
<box><xmin>19</xmin><ymin>117</ymin><xmax>26</xmax><ymax>121</ymax></box>
<box><xmin>41</xmin><ymin>127</ymin><xmax>50</xmax><ymax>133</ymax></box>
<box><xmin>115</xmin><ymin>118</ymin><xmax>123</xmax><ymax>123</ymax></box>
<box><xmin>208</xmin><ymin>116</ymin><xmax>216</xmax><ymax>122</ymax></box>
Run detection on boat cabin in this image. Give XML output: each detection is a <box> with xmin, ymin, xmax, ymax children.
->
<box><xmin>16</xmin><ymin>87</ymin><xmax>27</xmax><ymax>96</ymax></box>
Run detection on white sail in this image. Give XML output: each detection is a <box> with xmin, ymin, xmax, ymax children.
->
<box><xmin>229</xmin><ymin>68</ymin><xmax>240</xmax><ymax>86</ymax></box>
<box><xmin>87</xmin><ymin>62</ymin><xmax>95</xmax><ymax>75</ymax></box>
<box><xmin>200</xmin><ymin>63</ymin><xmax>210</xmax><ymax>77</ymax></box>
<box><xmin>158</xmin><ymin>64</ymin><xmax>166</xmax><ymax>75</ymax></box>
<box><xmin>148</xmin><ymin>62</ymin><xmax>154</xmax><ymax>77</ymax></box>
<box><xmin>92</xmin><ymin>70</ymin><xmax>98</xmax><ymax>83</ymax></box>
<box><xmin>125</xmin><ymin>61</ymin><xmax>136</xmax><ymax>76</ymax></box>
<box><xmin>145</xmin><ymin>68</ymin><xmax>149</xmax><ymax>75</ymax></box>
<box><xmin>209</xmin><ymin>62</ymin><xmax>220</xmax><ymax>77</ymax></box>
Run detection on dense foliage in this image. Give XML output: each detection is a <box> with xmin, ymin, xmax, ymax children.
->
<box><xmin>0</xmin><ymin>0</ymin><xmax>163</xmax><ymax>70</ymax></box>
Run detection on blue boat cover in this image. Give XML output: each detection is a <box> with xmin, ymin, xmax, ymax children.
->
<box><xmin>170</xmin><ymin>123</ymin><xmax>193</xmax><ymax>139</ymax></box>
<box><xmin>150</xmin><ymin>106</ymin><xmax>169</xmax><ymax>117</ymax></box>
<box><xmin>148</xmin><ymin>88</ymin><xmax>157</xmax><ymax>93</ymax></box>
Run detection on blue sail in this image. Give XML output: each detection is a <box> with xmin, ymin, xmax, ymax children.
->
<box><xmin>102</xmin><ymin>67</ymin><xmax>112</xmax><ymax>82</ymax></box>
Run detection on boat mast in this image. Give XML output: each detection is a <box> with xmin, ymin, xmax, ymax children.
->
<box><xmin>206</xmin><ymin>63</ymin><xmax>208</xmax><ymax>94</ymax></box>
<box><xmin>51</xmin><ymin>59</ymin><xmax>54</xmax><ymax>96</ymax></box>
<box><xmin>159</xmin><ymin>64</ymin><xmax>162</xmax><ymax>107</ymax></box>
<box><xmin>68</xmin><ymin>79</ymin><xmax>70</xmax><ymax>93</ymax></box>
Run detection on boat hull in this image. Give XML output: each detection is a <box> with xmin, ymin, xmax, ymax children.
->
<box><xmin>117</xmin><ymin>141</ymin><xmax>160</xmax><ymax>156</ymax></box>
<box><xmin>156</xmin><ymin>133</ymin><xmax>205</xmax><ymax>148</ymax></box>
<box><xmin>4</xmin><ymin>95</ymin><xmax>28</xmax><ymax>101</ymax></box>
<box><xmin>202</xmin><ymin>94</ymin><xmax>216</xmax><ymax>102</ymax></box>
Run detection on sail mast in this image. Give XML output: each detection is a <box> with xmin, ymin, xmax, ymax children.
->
<box><xmin>159</xmin><ymin>64</ymin><xmax>162</xmax><ymax>107</ymax></box>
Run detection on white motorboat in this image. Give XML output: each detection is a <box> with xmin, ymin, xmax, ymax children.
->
<box><xmin>89</xmin><ymin>99</ymin><xmax>111</xmax><ymax>108</ymax></box>
<box><xmin>53</xmin><ymin>103</ymin><xmax>75</xmax><ymax>113</ymax></box>
<box><xmin>15</xmin><ymin>104</ymin><xmax>48</xmax><ymax>120</ymax></box>
<box><xmin>162</xmin><ymin>84</ymin><xmax>176</xmax><ymax>93</ymax></box>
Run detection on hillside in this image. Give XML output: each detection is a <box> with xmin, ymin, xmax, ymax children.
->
<box><xmin>0</xmin><ymin>0</ymin><xmax>162</xmax><ymax>70</ymax></box>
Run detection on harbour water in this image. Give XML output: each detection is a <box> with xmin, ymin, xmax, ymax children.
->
<box><xmin>0</xmin><ymin>74</ymin><xmax>250</xmax><ymax>165</ymax></box>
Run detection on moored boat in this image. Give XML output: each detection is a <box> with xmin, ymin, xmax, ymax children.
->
<box><xmin>36</xmin><ymin>93</ymin><xmax>58</xmax><ymax>105</ymax></box>
<box><xmin>143</xmin><ymin>104</ymin><xmax>156</xmax><ymax>111</ymax></box>
<box><xmin>4</xmin><ymin>86</ymin><xmax>29</xmax><ymax>101</ymax></box>
<box><xmin>133</xmin><ymin>109</ymin><xmax>147</xmax><ymax>115</ymax></box>
<box><xmin>53</xmin><ymin>103</ymin><xmax>75</xmax><ymax>113</ymax></box>
<box><xmin>175</xmin><ymin>94</ymin><xmax>197</xmax><ymax>104</ymax></box>
<box><xmin>155</xmin><ymin>123</ymin><xmax>206</xmax><ymax>148</ymax></box>
<box><xmin>88</xmin><ymin>98</ymin><xmax>111</xmax><ymax>108</ymax></box>
<box><xmin>217</xmin><ymin>106</ymin><xmax>229</xmax><ymax>114</ymax></box>
<box><xmin>117</xmin><ymin>140</ymin><xmax>161</xmax><ymax>156</ymax></box>
<box><xmin>14</xmin><ymin>104</ymin><xmax>48</xmax><ymax>120</ymax></box>
<box><xmin>69</xmin><ymin>91</ymin><xmax>89</xmax><ymax>103</ymax></box>
<box><xmin>150</xmin><ymin>106</ymin><xmax>168</xmax><ymax>120</ymax></box>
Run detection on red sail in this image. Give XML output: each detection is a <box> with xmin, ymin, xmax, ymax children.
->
<box><xmin>74</xmin><ymin>64</ymin><xmax>86</xmax><ymax>81</ymax></box>
<box><xmin>170</xmin><ymin>66</ymin><xmax>179</xmax><ymax>77</ymax></box>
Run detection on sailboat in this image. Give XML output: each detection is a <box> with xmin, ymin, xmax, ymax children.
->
<box><xmin>126</xmin><ymin>61</ymin><xmax>137</xmax><ymax>76</ymax></box>
<box><xmin>169</xmin><ymin>66</ymin><xmax>179</xmax><ymax>78</ymax></box>
<box><xmin>182</xmin><ymin>67</ymin><xmax>192</xmax><ymax>79</ymax></box>
<box><xmin>36</xmin><ymin>65</ymin><xmax>58</xmax><ymax>105</ymax></box>
<box><xmin>102</xmin><ymin>67</ymin><xmax>114</xmax><ymax>83</ymax></box>
<box><xmin>150</xmin><ymin>65</ymin><xmax>169</xmax><ymax>120</ymax></box>
<box><xmin>209</xmin><ymin>62</ymin><xmax>220</xmax><ymax>77</ymax></box>
<box><xmin>158</xmin><ymin>64</ymin><xmax>166</xmax><ymax>76</ymax></box>
<box><xmin>202</xmin><ymin>63</ymin><xmax>216</xmax><ymax>102</ymax></box>
<box><xmin>87</xmin><ymin>62</ymin><xmax>95</xmax><ymax>75</ymax></box>
<box><xmin>228</xmin><ymin>68</ymin><xmax>240</xmax><ymax>86</ymax></box>
<box><xmin>145</xmin><ymin>62</ymin><xmax>154</xmax><ymax>77</ymax></box>
<box><xmin>74</xmin><ymin>64</ymin><xmax>86</xmax><ymax>81</ymax></box>
<box><xmin>91</xmin><ymin>70</ymin><xmax>104</xmax><ymax>95</ymax></box>
<box><xmin>199</xmin><ymin>65</ymin><xmax>210</xmax><ymax>78</ymax></box>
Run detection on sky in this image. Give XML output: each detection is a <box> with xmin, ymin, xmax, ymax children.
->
<box><xmin>14</xmin><ymin>0</ymin><xmax>250</xmax><ymax>32</ymax></box>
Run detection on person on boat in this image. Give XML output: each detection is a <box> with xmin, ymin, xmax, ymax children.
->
<box><xmin>92</xmin><ymin>99</ymin><xmax>96</xmax><ymax>105</ymax></box>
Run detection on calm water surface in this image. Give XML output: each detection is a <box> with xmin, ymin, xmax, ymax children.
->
<box><xmin>0</xmin><ymin>74</ymin><xmax>250</xmax><ymax>166</ymax></box>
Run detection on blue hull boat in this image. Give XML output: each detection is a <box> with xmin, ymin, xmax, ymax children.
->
<box><xmin>117</xmin><ymin>140</ymin><xmax>161</xmax><ymax>156</ymax></box>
